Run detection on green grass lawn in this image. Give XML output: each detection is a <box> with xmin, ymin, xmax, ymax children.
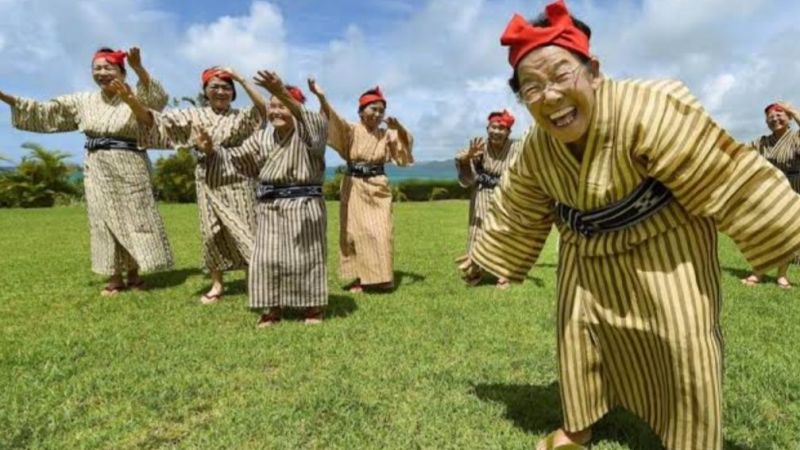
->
<box><xmin>1</xmin><ymin>201</ymin><xmax>798</xmax><ymax>449</ymax></box>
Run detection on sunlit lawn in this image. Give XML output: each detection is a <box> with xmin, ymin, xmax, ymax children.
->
<box><xmin>1</xmin><ymin>201</ymin><xmax>798</xmax><ymax>449</ymax></box>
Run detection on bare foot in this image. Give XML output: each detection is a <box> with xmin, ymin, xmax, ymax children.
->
<box><xmin>200</xmin><ymin>291</ymin><xmax>223</xmax><ymax>305</ymax></box>
<box><xmin>256</xmin><ymin>308</ymin><xmax>282</xmax><ymax>328</ymax></box>
<box><xmin>304</xmin><ymin>307</ymin><xmax>324</xmax><ymax>325</ymax></box>
<box><xmin>496</xmin><ymin>278</ymin><xmax>510</xmax><ymax>290</ymax></box>
<box><xmin>777</xmin><ymin>276</ymin><xmax>792</xmax><ymax>289</ymax></box>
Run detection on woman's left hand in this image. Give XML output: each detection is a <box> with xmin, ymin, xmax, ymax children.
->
<box><xmin>127</xmin><ymin>47</ymin><xmax>143</xmax><ymax>70</ymax></box>
<box><xmin>385</xmin><ymin>117</ymin><xmax>401</xmax><ymax>130</ymax></box>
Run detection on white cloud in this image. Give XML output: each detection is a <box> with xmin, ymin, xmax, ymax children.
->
<box><xmin>1</xmin><ymin>0</ymin><xmax>800</xmax><ymax>164</ymax></box>
<box><xmin>180</xmin><ymin>1</ymin><xmax>287</xmax><ymax>76</ymax></box>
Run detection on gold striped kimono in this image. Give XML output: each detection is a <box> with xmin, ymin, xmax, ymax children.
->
<box><xmin>471</xmin><ymin>79</ymin><xmax>800</xmax><ymax>450</ymax></box>
<box><xmin>218</xmin><ymin>109</ymin><xmax>328</xmax><ymax>308</ymax></box>
<box><xmin>11</xmin><ymin>81</ymin><xmax>174</xmax><ymax>276</ymax></box>
<box><xmin>326</xmin><ymin>110</ymin><xmax>414</xmax><ymax>285</ymax></box>
<box><xmin>141</xmin><ymin>106</ymin><xmax>263</xmax><ymax>272</ymax></box>
<box><xmin>455</xmin><ymin>138</ymin><xmax>521</xmax><ymax>253</ymax></box>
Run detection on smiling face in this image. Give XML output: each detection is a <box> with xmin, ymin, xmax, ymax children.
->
<box><xmin>204</xmin><ymin>77</ymin><xmax>234</xmax><ymax>112</ymax></box>
<box><xmin>516</xmin><ymin>45</ymin><xmax>602</xmax><ymax>148</ymax></box>
<box><xmin>359</xmin><ymin>101</ymin><xmax>386</xmax><ymax>130</ymax></box>
<box><xmin>268</xmin><ymin>95</ymin><xmax>294</xmax><ymax>132</ymax></box>
<box><xmin>92</xmin><ymin>58</ymin><xmax>125</xmax><ymax>94</ymax></box>
<box><xmin>486</xmin><ymin>122</ymin><xmax>511</xmax><ymax>149</ymax></box>
<box><xmin>766</xmin><ymin>108</ymin><xmax>790</xmax><ymax>135</ymax></box>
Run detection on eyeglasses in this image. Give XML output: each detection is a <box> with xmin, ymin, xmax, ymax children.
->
<box><xmin>518</xmin><ymin>65</ymin><xmax>585</xmax><ymax>104</ymax></box>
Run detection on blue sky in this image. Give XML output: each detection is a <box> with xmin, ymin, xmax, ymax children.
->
<box><xmin>1</xmin><ymin>0</ymin><xmax>799</xmax><ymax>166</ymax></box>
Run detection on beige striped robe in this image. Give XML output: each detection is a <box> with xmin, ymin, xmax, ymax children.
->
<box><xmin>455</xmin><ymin>138</ymin><xmax>521</xmax><ymax>253</ymax></box>
<box><xmin>471</xmin><ymin>79</ymin><xmax>800</xmax><ymax>450</ymax></box>
<box><xmin>216</xmin><ymin>109</ymin><xmax>328</xmax><ymax>308</ymax></box>
<box><xmin>752</xmin><ymin>129</ymin><xmax>800</xmax><ymax>263</ymax></box>
<box><xmin>11</xmin><ymin>80</ymin><xmax>174</xmax><ymax>276</ymax></box>
<box><xmin>141</xmin><ymin>106</ymin><xmax>263</xmax><ymax>272</ymax></box>
<box><xmin>326</xmin><ymin>110</ymin><xmax>414</xmax><ymax>285</ymax></box>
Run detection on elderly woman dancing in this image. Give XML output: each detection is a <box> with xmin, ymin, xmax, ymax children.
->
<box><xmin>114</xmin><ymin>66</ymin><xmax>266</xmax><ymax>303</ymax></box>
<box><xmin>741</xmin><ymin>101</ymin><xmax>800</xmax><ymax>289</ymax></box>
<box><xmin>455</xmin><ymin>109</ymin><xmax>521</xmax><ymax>289</ymax></box>
<box><xmin>462</xmin><ymin>1</ymin><xmax>800</xmax><ymax>449</ymax></box>
<box><xmin>308</xmin><ymin>81</ymin><xmax>413</xmax><ymax>293</ymax></box>
<box><xmin>0</xmin><ymin>47</ymin><xmax>173</xmax><ymax>296</ymax></box>
<box><xmin>194</xmin><ymin>70</ymin><xmax>329</xmax><ymax>327</ymax></box>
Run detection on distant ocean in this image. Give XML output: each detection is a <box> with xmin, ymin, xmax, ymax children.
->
<box><xmin>326</xmin><ymin>160</ymin><xmax>456</xmax><ymax>183</ymax></box>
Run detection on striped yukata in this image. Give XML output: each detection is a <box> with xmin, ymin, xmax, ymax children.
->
<box><xmin>751</xmin><ymin>130</ymin><xmax>800</xmax><ymax>264</ymax></box>
<box><xmin>11</xmin><ymin>80</ymin><xmax>174</xmax><ymax>276</ymax></box>
<box><xmin>326</xmin><ymin>111</ymin><xmax>414</xmax><ymax>285</ymax></box>
<box><xmin>215</xmin><ymin>109</ymin><xmax>328</xmax><ymax>309</ymax></box>
<box><xmin>455</xmin><ymin>138</ymin><xmax>521</xmax><ymax>253</ymax></box>
<box><xmin>141</xmin><ymin>106</ymin><xmax>263</xmax><ymax>272</ymax></box>
<box><xmin>470</xmin><ymin>79</ymin><xmax>800</xmax><ymax>450</ymax></box>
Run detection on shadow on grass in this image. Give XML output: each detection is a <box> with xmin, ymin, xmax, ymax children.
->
<box><xmin>142</xmin><ymin>267</ymin><xmax>204</xmax><ymax>291</ymax></box>
<box><xmin>721</xmin><ymin>266</ymin><xmax>786</xmax><ymax>287</ymax></box>
<box><xmin>344</xmin><ymin>270</ymin><xmax>427</xmax><ymax>294</ymax></box>
<box><xmin>192</xmin><ymin>277</ymin><xmax>248</xmax><ymax>297</ymax></box>
<box><xmin>252</xmin><ymin>295</ymin><xmax>358</xmax><ymax>322</ymax></box>
<box><xmin>472</xmin><ymin>382</ymin><xmax>752</xmax><ymax>450</ymax></box>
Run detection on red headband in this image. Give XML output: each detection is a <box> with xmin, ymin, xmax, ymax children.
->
<box><xmin>500</xmin><ymin>0</ymin><xmax>590</xmax><ymax>68</ymax></box>
<box><xmin>93</xmin><ymin>50</ymin><xmax>127</xmax><ymax>66</ymax></box>
<box><xmin>488</xmin><ymin>110</ymin><xmax>516</xmax><ymax>129</ymax></box>
<box><xmin>285</xmin><ymin>85</ymin><xmax>306</xmax><ymax>104</ymax></box>
<box><xmin>359</xmin><ymin>86</ymin><xmax>386</xmax><ymax>108</ymax></box>
<box><xmin>202</xmin><ymin>67</ymin><xmax>233</xmax><ymax>85</ymax></box>
<box><xmin>765</xmin><ymin>103</ymin><xmax>785</xmax><ymax>115</ymax></box>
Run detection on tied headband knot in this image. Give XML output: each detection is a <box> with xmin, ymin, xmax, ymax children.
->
<box><xmin>359</xmin><ymin>86</ymin><xmax>386</xmax><ymax>108</ymax></box>
<box><xmin>285</xmin><ymin>85</ymin><xmax>306</xmax><ymax>104</ymax></box>
<box><xmin>488</xmin><ymin>109</ymin><xmax>516</xmax><ymax>129</ymax></box>
<box><xmin>93</xmin><ymin>50</ymin><xmax>127</xmax><ymax>66</ymax></box>
<box><xmin>500</xmin><ymin>0</ymin><xmax>590</xmax><ymax>68</ymax></box>
<box><xmin>202</xmin><ymin>67</ymin><xmax>233</xmax><ymax>85</ymax></box>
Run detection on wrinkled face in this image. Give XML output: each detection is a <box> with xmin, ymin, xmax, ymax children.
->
<box><xmin>766</xmin><ymin>108</ymin><xmax>790</xmax><ymax>134</ymax></box>
<box><xmin>204</xmin><ymin>77</ymin><xmax>234</xmax><ymax>112</ymax></box>
<box><xmin>92</xmin><ymin>58</ymin><xmax>125</xmax><ymax>92</ymax></box>
<box><xmin>359</xmin><ymin>101</ymin><xmax>385</xmax><ymax>129</ymax></box>
<box><xmin>486</xmin><ymin>122</ymin><xmax>511</xmax><ymax>147</ymax></box>
<box><xmin>516</xmin><ymin>45</ymin><xmax>602</xmax><ymax>146</ymax></box>
<box><xmin>268</xmin><ymin>96</ymin><xmax>294</xmax><ymax>130</ymax></box>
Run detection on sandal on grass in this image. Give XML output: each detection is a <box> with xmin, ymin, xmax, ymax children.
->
<box><xmin>777</xmin><ymin>277</ymin><xmax>792</xmax><ymax>289</ymax></box>
<box><xmin>740</xmin><ymin>274</ymin><xmax>760</xmax><ymax>286</ymax></box>
<box><xmin>200</xmin><ymin>293</ymin><xmax>223</xmax><ymax>305</ymax></box>
<box><xmin>304</xmin><ymin>307</ymin><xmax>324</xmax><ymax>325</ymax></box>
<box><xmin>537</xmin><ymin>431</ymin><xmax>591</xmax><ymax>450</ymax></box>
<box><xmin>126</xmin><ymin>279</ymin><xmax>148</xmax><ymax>291</ymax></box>
<box><xmin>256</xmin><ymin>309</ymin><xmax>282</xmax><ymax>329</ymax></box>
<box><xmin>100</xmin><ymin>284</ymin><xmax>126</xmax><ymax>297</ymax></box>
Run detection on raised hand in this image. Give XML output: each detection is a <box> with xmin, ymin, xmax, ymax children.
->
<box><xmin>385</xmin><ymin>116</ymin><xmax>401</xmax><ymax>130</ymax></box>
<box><xmin>253</xmin><ymin>70</ymin><xmax>284</xmax><ymax>94</ymax></box>
<box><xmin>192</xmin><ymin>125</ymin><xmax>214</xmax><ymax>156</ymax></box>
<box><xmin>468</xmin><ymin>137</ymin><xmax>485</xmax><ymax>158</ymax></box>
<box><xmin>0</xmin><ymin>89</ymin><xmax>16</xmax><ymax>107</ymax></box>
<box><xmin>308</xmin><ymin>78</ymin><xmax>325</xmax><ymax>97</ymax></box>
<box><xmin>127</xmin><ymin>47</ymin><xmax>142</xmax><ymax>70</ymax></box>
<box><xmin>109</xmin><ymin>79</ymin><xmax>135</xmax><ymax>103</ymax></box>
<box><xmin>219</xmin><ymin>66</ymin><xmax>242</xmax><ymax>83</ymax></box>
<box><xmin>778</xmin><ymin>101</ymin><xmax>799</xmax><ymax>120</ymax></box>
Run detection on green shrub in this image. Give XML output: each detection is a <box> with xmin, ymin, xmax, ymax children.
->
<box><xmin>152</xmin><ymin>149</ymin><xmax>197</xmax><ymax>203</ymax></box>
<box><xmin>323</xmin><ymin>166</ymin><xmax>346</xmax><ymax>200</ymax></box>
<box><xmin>0</xmin><ymin>143</ymin><xmax>79</xmax><ymax>208</ymax></box>
<box><xmin>394</xmin><ymin>179</ymin><xmax>469</xmax><ymax>202</ymax></box>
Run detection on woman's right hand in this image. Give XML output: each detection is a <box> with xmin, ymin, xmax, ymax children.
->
<box><xmin>0</xmin><ymin>89</ymin><xmax>16</xmax><ymax>107</ymax></box>
<box><xmin>109</xmin><ymin>80</ymin><xmax>136</xmax><ymax>104</ymax></box>
<box><xmin>467</xmin><ymin>137</ymin><xmax>485</xmax><ymax>159</ymax></box>
<box><xmin>308</xmin><ymin>78</ymin><xmax>325</xmax><ymax>97</ymax></box>
<box><xmin>192</xmin><ymin>125</ymin><xmax>215</xmax><ymax>156</ymax></box>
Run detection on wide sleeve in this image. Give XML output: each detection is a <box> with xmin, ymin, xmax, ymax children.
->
<box><xmin>324</xmin><ymin>107</ymin><xmax>353</xmax><ymax>159</ymax></box>
<box><xmin>135</xmin><ymin>78</ymin><xmax>169</xmax><ymax>112</ymax></box>
<box><xmin>296</xmin><ymin>109</ymin><xmax>329</xmax><ymax>156</ymax></box>
<box><xmin>387</xmin><ymin>128</ymin><xmax>414</xmax><ymax>166</ymax></box>
<box><xmin>229</xmin><ymin>105</ymin><xmax>265</xmax><ymax>143</ymax></box>
<box><xmin>211</xmin><ymin>131</ymin><xmax>265</xmax><ymax>179</ymax></box>
<box><xmin>11</xmin><ymin>94</ymin><xmax>81</xmax><ymax>133</ymax></box>
<box><xmin>470</xmin><ymin>136</ymin><xmax>556</xmax><ymax>282</ymax></box>
<box><xmin>139</xmin><ymin>108</ymin><xmax>193</xmax><ymax>150</ymax></box>
<box><xmin>633</xmin><ymin>82</ymin><xmax>800</xmax><ymax>273</ymax></box>
<box><xmin>455</xmin><ymin>154</ymin><xmax>477</xmax><ymax>188</ymax></box>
